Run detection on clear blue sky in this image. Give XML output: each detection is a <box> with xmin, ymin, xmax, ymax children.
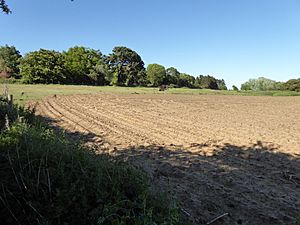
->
<box><xmin>1</xmin><ymin>0</ymin><xmax>300</xmax><ymax>88</ymax></box>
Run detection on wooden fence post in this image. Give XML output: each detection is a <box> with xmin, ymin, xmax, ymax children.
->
<box><xmin>8</xmin><ymin>94</ymin><xmax>13</xmax><ymax>105</ymax></box>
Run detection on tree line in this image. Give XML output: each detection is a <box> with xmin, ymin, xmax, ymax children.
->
<box><xmin>240</xmin><ymin>77</ymin><xmax>300</xmax><ymax>92</ymax></box>
<box><xmin>0</xmin><ymin>45</ymin><xmax>228</xmax><ymax>90</ymax></box>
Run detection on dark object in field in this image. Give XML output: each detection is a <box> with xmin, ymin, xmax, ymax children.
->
<box><xmin>159</xmin><ymin>85</ymin><xmax>168</xmax><ymax>91</ymax></box>
<box><xmin>53</xmin><ymin>94</ymin><xmax>57</xmax><ymax>98</ymax></box>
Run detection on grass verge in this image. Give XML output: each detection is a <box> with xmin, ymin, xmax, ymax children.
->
<box><xmin>0</xmin><ymin>97</ymin><xmax>182</xmax><ymax>225</ymax></box>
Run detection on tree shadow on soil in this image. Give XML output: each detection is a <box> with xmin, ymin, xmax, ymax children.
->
<box><xmin>35</xmin><ymin>115</ymin><xmax>105</xmax><ymax>147</ymax></box>
<box><xmin>38</xmin><ymin>115</ymin><xmax>300</xmax><ymax>225</ymax></box>
<box><xmin>116</xmin><ymin>143</ymin><xmax>300</xmax><ymax>225</ymax></box>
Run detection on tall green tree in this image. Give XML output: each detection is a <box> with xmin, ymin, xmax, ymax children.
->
<box><xmin>0</xmin><ymin>45</ymin><xmax>22</xmax><ymax>78</ymax></box>
<box><xmin>63</xmin><ymin>46</ymin><xmax>104</xmax><ymax>84</ymax></box>
<box><xmin>20</xmin><ymin>49</ymin><xmax>66</xmax><ymax>84</ymax></box>
<box><xmin>216</xmin><ymin>79</ymin><xmax>227</xmax><ymax>90</ymax></box>
<box><xmin>283</xmin><ymin>78</ymin><xmax>300</xmax><ymax>92</ymax></box>
<box><xmin>195</xmin><ymin>75</ymin><xmax>218</xmax><ymax>89</ymax></box>
<box><xmin>177</xmin><ymin>73</ymin><xmax>195</xmax><ymax>88</ymax></box>
<box><xmin>89</xmin><ymin>63</ymin><xmax>112</xmax><ymax>86</ymax></box>
<box><xmin>106</xmin><ymin>46</ymin><xmax>146</xmax><ymax>86</ymax></box>
<box><xmin>241</xmin><ymin>77</ymin><xmax>279</xmax><ymax>91</ymax></box>
<box><xmin>165</xmin><ymin>67</ymin><xmax>180</xmax><ymax>85</ymax></box>
<box><xmin>146</xmin><ymin>64</ymin><xmax>166</xmax><ymax>86</ymax></box>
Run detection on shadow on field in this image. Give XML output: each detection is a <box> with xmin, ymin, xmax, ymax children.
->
<box><xmin>113</xmin><ymin>143</ymin><xmax>300</xmax><ymax>225</ymax></box>
<box><xmin>35</xmin><ymin>115</ymin><xmax>104</xmax><ymax>145</ymax></box>
<box><xmin>38</xmin><ymin>115</ymin><xmax>300</xmax><ymax>225</ymax></box>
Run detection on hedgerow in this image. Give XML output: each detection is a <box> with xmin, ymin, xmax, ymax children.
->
<box><xmin>0</xmin><ymin>99</ymin><xmax>181</xmax><ymax>225</ymax></box>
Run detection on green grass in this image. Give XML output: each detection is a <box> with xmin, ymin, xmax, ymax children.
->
<box><xmin>2</xmin><ymin>83</ymin><xmax>300</xmax><ymax>105</ymax></box>
<box><xmin>0</xmin><ymin>98</ymin><xmax>182</xmax><ymax>225</ymax></box>
<box><xmin>0</xmin><ymin>123</ymin><xmax>181</xmax><ymax>225</ymax></box>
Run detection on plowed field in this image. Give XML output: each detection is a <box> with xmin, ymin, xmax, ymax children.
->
<box><xmin>35</xmin><ymin>93</ymin><xmax>300</xmax><ymax>225</ymax></box>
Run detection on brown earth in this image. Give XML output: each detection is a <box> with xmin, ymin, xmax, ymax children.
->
<box><xmin>34</xmin><ymin>93</ymin><xmax>300</xmax><ymax>225</ymax></box>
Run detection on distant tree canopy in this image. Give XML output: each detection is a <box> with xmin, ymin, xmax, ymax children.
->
<box><xmin>216</xmin><ymin>79</ymin><xmax>227</xmax><ymax>90</ymax></box>
<box><xmin>283</xmin><ymin>79</ymin><xmax>300</xmax><ymax>92</ymax></box>
<box><xmin>146</xmin><ymin>64</ymin><xmax>166</xmax><ymax>86</ymax></box>
<box><xmin>195</xmin><ymin>75</ymin><xmax>218</xmax><ymax>89</ymax></box>
<box><xmin>145</xmin><ymin>65</ymin><xmax>226</xmax><ymax>89</ymax></box>
<box><xmin>0</xmin><ymin>45</ymin><xmax>22</xmax><ymax>78</ymax></box>
<box><xmin>63</xmin><ymin>46</ymin><xmax>105</xmax><ymax>85</ymax></box>
<box><xmin>106</xmin><ymin>46</ymin><xmax>146</xmax><ymax>86</ymax></box>
<box><xmin>240</xmin><ymin>77</ymin><xmax>282</xmax><ymax>91</ymax></box>
<box><xmin>194</xmin><ymin>75</ymin><xmax>228</xmax><ymax>90</ymax></box>
<box><xmin>10</xmin><ymin>44</ymin><xmax>300</xmax><ymax>92</ymax></box>
<box><xmin>89</xmin><ymin>63</ymin><xmax>112</xmax><ymax>86</ymax></box>
<box><xmin>20</xmin><ymin>49</ymin><xmax>66</xmax><ymax>84</ymax></box>
<box><xmin>177</xmin><ymin>73</ymin><xmax>195</xmax><ymax>88</ymax></box>
<box><xmin>165</xmin><ymin>67</ymin><xmax>180</xmax><ymax>85</ymax></box>
<box><xmin>0</xmin><ymin>44</ymin><xmax>231</xmax><ymax>90</ymax></box>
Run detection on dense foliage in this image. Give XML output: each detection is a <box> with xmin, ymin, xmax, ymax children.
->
<box><xmin>63</xmin><ymin>46</ymin><xmax>105</xmax><ymax>85</ymax></box>
<box><xmin>146</xmin><ymin>63</ymin><xmax>166</xmax><ymax>86</ymax></box>
<box><xmin>240</xmin><ymin>77</ymin><xmax>282</xmax><ymax>91</ymax></box>
<box><xmin>216</xmin><ymin>79</ymin><xmax>228</xmax><ymax>90</ymax></box>
<box><xmin>177</xmin><ymin>73</ymin><xmax>195</xmax><ymax>88</ymax></box>
<box><xmin>0</xmin><ymin>96</ymin><xmax>34</xmax><ymax>130</ymax></box>
<box><xmin>195</xmin><ymin>75</ymin><xmax>218</xmax><ymax>89</ymax></box>
<box><xmin>0</xmin><ymin>97</ymin><xmax>181</xmax><ymax>225</ymax></box>
<box><xmin>2</xmin><ymin>44</ymin><xmax>300</xmax><ymax>92</ymax></box>
<box><xmin>283</xmin><ymin>79</ymin><xmax>300</xmax><ymax>92</ymax></box>
<box><xmin>20</xmin><ymin>49</ymin><xmax>66</xmax><ymax>84</ymax></box>
<box><xmin>1</xmin><ymin>44</ymin><xmax>229</xmax><ymax>89</ymax></box>
<box><xmin>166</xmin><ymin>67</ymin><xmax>180</xmax><ymax>85</ymax></box>
<box><xmin>240</xmin><ymin>77</ymin><xmax>300</xmax><ymax>92</ymax></box>
<box><xmin>106</xmin><ymin>47</ymin><xmax>147</xmax><ymax>86</ymax></box>
<box><xmin>0</xmin><ymin>45</ymin><xmax>22</xmax><ymax>78</ymax></box>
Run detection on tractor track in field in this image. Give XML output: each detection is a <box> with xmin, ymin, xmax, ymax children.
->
<box><xmin>65</xmin><ymin>96</ymin><xmax>202</xmax><ymax>145</ymax></box>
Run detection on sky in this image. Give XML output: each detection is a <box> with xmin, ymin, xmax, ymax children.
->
<box><xmin>1</xmin><ymin>0</ymin><xmax>300</xmax><ymax>88</ymax></box>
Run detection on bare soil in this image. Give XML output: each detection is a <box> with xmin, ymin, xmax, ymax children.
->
<box><xmin>34</xmin><ymin>93</ymin><xmax>300</xmax><ymax>225</ymax></box>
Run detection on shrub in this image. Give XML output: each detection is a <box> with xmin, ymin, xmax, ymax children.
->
<box><xmin>0</xmin><ymin>101</ymin><xmax>181</xmax><ymax>225</ymax></box>
<box><xmin>20</xmin><ymin>49</ymin><xmax>66</xmax><ymax>84</ymax></box>
<box><xmin>0</xmin><ymin>96</ymin><xmax>34</xmax><ymax>130</ymax></box>
<box><xmin>177</xmin><ymin>73</ymin><xmax>195</xmax><ymax>88</ymax></box>
<box><xmin>147</xmin><ymin>63</ymin><xmax>166</xmax><ymax>87</ymax></box>
<box><xmin>159</xmin><ymin>84</ymin><xmax>168</xmax><ymax>91</ymax></box>
<box><xmin>0</xmin><ymin>123</ymin><xmax>181</xmax><ymax>225</ymax></box>
<box><xmin>166</xmin><ymin>67</ymin><xmax>180</xmax><ymax>85</ymax></box>
<box><xmin>216</xmin><ymin>79</ymin><xmax>227</xmax><ymax>90</ymax></box>
<box><xmin>63</xmin><ymin>46</ymin><xmax>105</xmax><ymax>85</ymax></box>
<box><xmin>195</xmin><ymin>75</ymin><xmax>218</xmax><ymax>89</ymax></box>
<box><xmin>168</xmin><ymin>83</ymin><xmax>178</xmax><ymax>88</ymax></box>
<box><xmin>284</xmin><ymin>79</ymin><xmax>300</xmax><ymax>92</ymax></box>
<box><xmin>241</xmin><ymin>77</ymin><xmax>279</xmax><ymax>91</ymax></box>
